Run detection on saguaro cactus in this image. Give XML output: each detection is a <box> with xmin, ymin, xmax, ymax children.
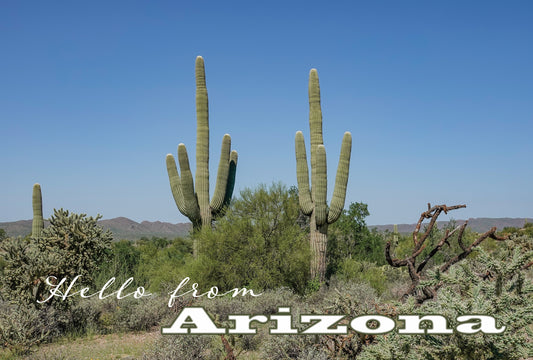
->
<box><xmin>166</xmin><ymin>56</ymin><xmax>238</xmax><ymax>249</ymax></box>
<box><xmin>32</xmin><ymin>183</ymin><xmax>44</xmax><ymax>237</ymax></box>
<box><xmin>295</xmin><ymin>69</ymin><xmax>352</xmax><ymax>282</ymax></box>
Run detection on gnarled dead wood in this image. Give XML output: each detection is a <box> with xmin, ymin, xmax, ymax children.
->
<box><xmin>385</xmin><ymin>203</ymin><xmax>508</xmax><ymax>305</ymax></box>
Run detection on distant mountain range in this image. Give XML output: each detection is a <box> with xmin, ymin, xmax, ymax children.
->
<box><xmin>1</xmin><ymin>217</ymin><xmax>531</xmax><ymax>240</ymax></box>
<box><xmin>0</xmin><ymin>217</ymin><xmax>191</xmax><ymax>240</ymax></box>
<box><xmin>369</xmin><ymin>218</ymin><xmax>533</xmax><ymax>234</ymax></box>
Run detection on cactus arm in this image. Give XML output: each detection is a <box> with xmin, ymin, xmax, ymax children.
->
<box><xmin>32</xmin><ymin>183</ymin><xmax>44</xmax><ymax>237</ymax></box>
<box><xmin>221</xmin><ymin>150</ymin><xmax>238</xmax><ymax>211</ymax></box>
<box><xmin>195</xmin><ymin>56</ymin><xmax>211</xmax><ymax>227</ymax></box>
<box><xmin>309</xmin><ymin>69</ymin><xmax>324</xmax><ymax>148</ymax></box>
<box><xmin>166</xmin><ymin>56</ymin><xmax>238</xmax><ymax>232</ymax></box>
<box><xmin>210</xmin><ymin>134</ymin><xmax>232</xmax><ymax>212</ymax></box>
<box><xmin>309</xmin><ymin>69</ymin><xmax>324</xmax><ymax>202</ymax></box>
<box><xmin>214</xmin><ymin>150</ymin><xmax>238</xmax><ymax>217</ymax></box>
<box><xmin>166</xmin><ymin>154</ymin><xmax>188</xmax><ymax>216</ymax></box>
<box><xmin>315</xmin><ymin>145</ymin><xmax>328</xmax><ymax>226</ymax></box>
<box><xmin>295</xmin><ymin>131</ymin><xmax>313</xmax><ymax>215</ymax></box>
<box><xmin>177</xmin><ymin>144</ymin><xmax>201</xmax><ymax>223</ymax></box>
<box><xmin>328</xmin><ymin>132</ymin><xmax>352</xmax><ymax>224</ymax></box>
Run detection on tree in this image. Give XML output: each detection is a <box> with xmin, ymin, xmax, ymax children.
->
<box><xmin>327</xmin><ymin>202</ymin><xmax>386</xmax><ymax>277</ymax></box>
<box><xmin>190</xmin><ymin>183</ymin><xmax>311</xmax><ymax>294</ymax></box>
<box><xmin>135</xmin><ymin>236</ymin><xmax>193</xmax><ymax>292</ymax></box>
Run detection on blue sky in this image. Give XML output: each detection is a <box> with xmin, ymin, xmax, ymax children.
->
<box><xmin>1</xmin><ymin>1</ymin><xmax>532</xmax><ymax>226</ymax></box>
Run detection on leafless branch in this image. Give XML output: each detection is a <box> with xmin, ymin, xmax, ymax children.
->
<box><xmin>385</xmin><ymin>203</ymin><xmax>508</xmax><ymax>305</ymax></box>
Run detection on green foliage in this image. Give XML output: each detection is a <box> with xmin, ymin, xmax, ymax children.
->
<box><xmin>358</xmin><ymin>237</ymin><xmax>533</xmax><ymax>360</ymax></box>
<box><xmin>0</xmin><ymin>236</ymin><xmax>47</xmax><ymax>305</ymax></box>
<box><xmin>0</xmin><ymin>228</ymin><xmax>7</xmax><ymax>273</ymax></box>
<box><xmin>189</xmin><ymin>183</ymin><xmax>311</xmax><ymax>294</ymax></box>
<box><xmin>336</xmin><ymin>259</ymin><xmax>389</xmax><ymax>295</ymax></box>
<box><xmin>0</xmin><ymin>209</ymin><xmax>112</xmax><ymax>307</ymax></box>
<box><xmin>328</xmin><ymin>202</ymin><xmax>387</xmax><ymax>277</ymax></box>
<box><xmin>502</xmin><ymin>221</ymin><xmax>533</xmax><ymax>239</ymax></box>
<box><xmin>0</xmin><ymin>301</ymin><xmax>63</xmax><ymax>355</ymax></box>
<box><xmin>166</xmin><ymin>56</ymin><xmax>238</xmax><ymax>237</ymax></box>
<box><xmin>392</xmin><ymin>220</ymin><xmax>479</xmax><ymax>271</ymax></box>
<box><xmin>93</xmin><ymin>239</ymin><xmax>141</xmax><ymax>289</ymax></box>
<box><xmin>135</xmin><ymin>236</ymin><xmax>193</xmax><ymax>292</ymax></box>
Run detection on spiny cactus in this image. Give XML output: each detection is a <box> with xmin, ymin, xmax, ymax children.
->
<box><xmin>295</xmin><ymin>69</ymin><xmax>352</xmax><ymax>282</ymax></box>
<box><xmin>166</xmin><ymin>56</ymin><xmax>238</xmax><ymax>254</ymax></box>
<box><xmin>31</xmin><ymin>183</ymin><xmax>43</xmax><ymax>237</ymax></box>
<box><xmin>393</xmin><ymin>224</ymin><xmax>399</xmax><ymax>245</ymax></box>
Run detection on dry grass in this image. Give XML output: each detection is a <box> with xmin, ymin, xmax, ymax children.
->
<box><xmin>15</xmin><ymin>331</ymin><xmax>159</xmax><ymax>360</ymax></box>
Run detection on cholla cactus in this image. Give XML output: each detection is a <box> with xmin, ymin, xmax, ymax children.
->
<box><xmin>385</xmin><ymin>203</ymin><xmax>509</xmax><ymax>304</ymax></box>
<box><xmin>31</xmin><ymin>183</ymin><xmax>43</xmax><ymax>237</ymax></box>
<box><xmin>166</xmin><ymin>57</ymin><xmax>238</xmax><ymax>254</ymax></box>
<box><xmin>295</xmin><ymin>69</ymin><xmax>352</xmax><ymax>282</ymax></box>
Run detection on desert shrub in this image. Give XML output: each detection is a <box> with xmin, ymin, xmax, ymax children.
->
<box><xmin>321</xmin><ymin>279</ymin><xmax>380</xmax><ymax>316</ymax></box>
<box><xmin>327</xmin><ymin>202</ymin><xmax>387</xmax><ymax>278</ymax></box>
<box><xmin>357</xmin><ymin>241</ymin><xmax>533</xmax><ymax>360</ymax></box>
<box><xmin>93</xmin><ymin>239</ymin><xmax>141</xmax><ymax>289</ymax></box>
<box><xmin>142</xmin><ymin>335</ymin><xmax>217</xmax><ymax>360</ymax></box>
<box><xmin>335</xmin><ymin>259</ymin><xmax>389</xmax><ymax>295</ymax></box>
<box><xmin>239</xmin><ymin>287</ymin><xmax>301</xmax><ymax>315</ymax></box>
<box><xmin>112</xmin><ymin>295</ymin><xmax>169</xmax><ymax>332</ymax></box>
<box><xmin>0</xmin><ymin>228</ymin><xmax>6</xmax><ymax>273</ymax></box>
<box><xmin>68</xmin><ymin>294</ymin><xmax>170</xmax><ymax>335</ymax></box>
<box><xmin>0</xmin><ymin>209</ymin><xmax>112</xmax><ymax>308</ymax></box>
<box><xmin>0</xmin><ymin>236</ymin><xmax>50</xmax><ymax>306</ymax></box>
<box><xmin>68</xmin><ymin>297</ymin><xmax>105</xmax><ymax>335</ymax></box>
<box><xmin>332</xmin><ymin>259</ymin><xmax>409</xmax><ymax>300</ymax></box>
<box><xmin>0</xmin><ymin>300</ymin><xmax>63</xmax><ymax>355</ymax></box>
<box><xmin>189</xmin><ymin>183</ymin><xmax>311</xmax><ymax>294</ymax></box>
<box><xmin>260</xmin><ymin>335</ymin><xmax>319</xmax><ymax>360</ymax></box>
<box><xmin>135</xmin><ymin>237</ymin><xmax>193</xmax><ymax>292</ymax></box>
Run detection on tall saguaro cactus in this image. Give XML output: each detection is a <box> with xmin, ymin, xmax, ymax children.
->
<box><xmin>166</xmin><ymin>56</ymin><xmax>238</xmax><ymax>252</ymax></box>
<box><xmin>295</xmin><ymin>69</ymin><xmax>352</xmax><ymax>282</ymax></box>
<box><xmin>32</xmin><ymin>183</ymin><xmax>44</xmax><ymax>237</ymax></box>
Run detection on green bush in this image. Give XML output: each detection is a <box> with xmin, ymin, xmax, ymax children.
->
<box><xmin>357</xmin><ymin>239</ymin><xmax>533</xmax><ymax>360</ymax></box>
<box><xmin>335</xmin><ymin>259</ymin><xmax>389</xmax><ymax>294</ymax></box>
<box><xmin>327</xmin><ymin>202</ymin><xmax>387</xmax><ymax>278</ymax></box>
<box><xmin>0</xmin><ymin>300</ymin><xmax>64</xmax><ymax>355</ymax></box>
<box><xmin>142</xmin><ymin>335</ymin><xmax>217</xmax><ymax>360</ymax></box>
<box><xmin>135</xmin><ymin>237</ymin><xmax>193</xmax><ymax>292</ymax></box>
<box><xmin>189</xmin><ymin>183</ymin><xmax>311</xmax><ymax>294</ymax></box>
<box><xmin>93</xmin><ymin>239</ymin><xmax>141</xmax><ymax>289</ymax></box>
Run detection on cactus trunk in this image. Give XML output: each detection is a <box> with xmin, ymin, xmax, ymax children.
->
<box><xmin>32</xmin><ymin>183</ymin><xmax>43</xmax><ymax>237</ymax></box>
<box><xmin>166</xmin><ymin>57</ymin><xmax>238</xmax><ymax>256</ymax></box>
<box><xmin>295</xmin><ymin>69</ymin><xmax>352</xmax><ymax>282</ymax></box>
<box><xmin>309</xmin><ymin>211</ymin><xmax>328</xmax><ymax>281</ymax></box>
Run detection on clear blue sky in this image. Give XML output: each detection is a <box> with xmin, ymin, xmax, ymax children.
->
<box><xmin>1</xmin><ymin>1</ymin><xmax>532</xmax><ymax>226</ymax></box>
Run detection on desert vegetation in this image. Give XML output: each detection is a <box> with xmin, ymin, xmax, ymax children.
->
<box><xmin>1</xmin><ymin>58</ymin><xmax>531</xmax><ymax>359</ymax></box>
<box><xmin>0</xmin><ymin>182</ymin><xmax>531</xmax><ymax>359</ymax></box>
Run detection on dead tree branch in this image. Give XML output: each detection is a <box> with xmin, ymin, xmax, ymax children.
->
<box><xmin>385</xmin><ymin>203</ymin><xmax>508</xmax><ymax>305</ymax></box>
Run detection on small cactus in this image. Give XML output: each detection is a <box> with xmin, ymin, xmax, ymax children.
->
<box><xmin>166</xmin><ymin>57</ymin><xmax>238</xmax><ymax>255</ymax></box>
<box><xmin>31</xmin><ymin>183</ymin><xmax>43</xmax><ymax>237</ymax></box>
<box><xmin>393</xmin><ymin>224</ymin><xmax>399</xmax><ymax>245</ymax></box>
<box><xmin>295</xmin><ymin>69</ymin><xmax>352</xmax><ymax>282</ymax></box>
